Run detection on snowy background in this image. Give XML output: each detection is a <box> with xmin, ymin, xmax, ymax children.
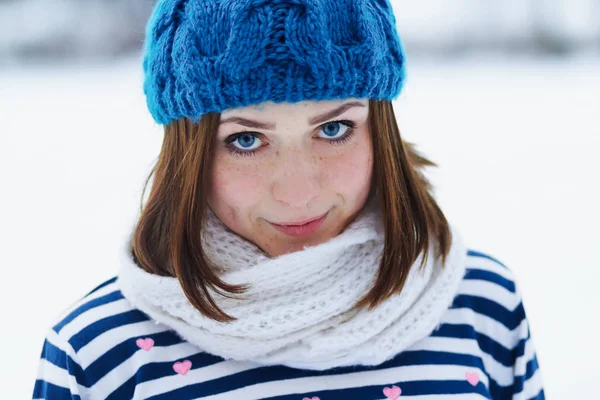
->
<box><xmin>1</xmin><ymin>0</ymin><xmax>599</xmax><ymax>399</ymax></box>
<box><xmin>1</xmin><ymin>0</ymin><xmax>600</xmax><ymax>63</ymax></box>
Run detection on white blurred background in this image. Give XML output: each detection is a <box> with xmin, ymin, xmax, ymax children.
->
<box><xmin>1</xmin><ymin>0</ymin><xmax>599</xmax><ymax>398</ymax></box>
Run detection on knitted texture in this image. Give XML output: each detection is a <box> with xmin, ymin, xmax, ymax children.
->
<box><xmin>142</xmin><ymin>0</ymin><xmax>407</xmax><ymax>125</ymax></box>
<box><xmin>118</xmin><ymin>197</ymin><xmax>468</xmax><ymax>371</ymax></box>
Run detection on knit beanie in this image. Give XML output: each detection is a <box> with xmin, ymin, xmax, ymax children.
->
<box><xmin>142</xmin><ymin>0</ymin><xmax>407</xmax><ymax>125</ymax></box>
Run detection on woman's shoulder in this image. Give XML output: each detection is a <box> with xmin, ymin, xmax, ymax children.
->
<box><xmin>422</xmin><ymin>249</ymin><xmax>543</xmax><ymax>399</ymax></box>
<box><xmin>449</xmin><ymin>248</ymin><xmax>529</xmax><ymax>333</ymax></box>
<box><xmin>44</xmin><ymin>276</ymin><xmax>170</xmax><ymax>366</ymax></box>
<box><xmin>463</xmin><ymin>249</ymin><xmax>520</xmax><ymax>293</ymax></box>
<box><xmin>34</xmin><ymin>277</ymin><xmax>211</xmax><ymax>399</ymax></box>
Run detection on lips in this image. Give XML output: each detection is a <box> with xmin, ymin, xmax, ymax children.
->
<box><xmin>270</xmin><ymin>211</ymin><xmax>329</xmax><ymax>237</ymax></box>
<box><xmin>275</xmin><ymin>212</ymin><xmax>329</xmax><ymax>227</ymax></box>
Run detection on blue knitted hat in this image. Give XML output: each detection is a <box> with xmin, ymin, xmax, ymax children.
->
<box><xmin>142</xmin><ymin>0</ymin><xmax>407</xmax><ymax>125</ymax></box>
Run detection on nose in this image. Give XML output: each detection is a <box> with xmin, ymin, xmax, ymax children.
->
<box><xmin>270</xmin><ymin>147</ymin><xmax>321</xmax><ymax>209</ymax></box>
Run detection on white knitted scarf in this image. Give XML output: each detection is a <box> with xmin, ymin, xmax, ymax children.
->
<box><xmin>118</xmin><ymin>198</ymin><xmax>467</xmax><ymax>371</ymax></box>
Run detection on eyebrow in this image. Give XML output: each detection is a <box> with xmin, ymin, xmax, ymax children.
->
<box><xmin>219</xmin><ymin>101</ymin><xmax>366</xmax><ymax>130</ymax></box>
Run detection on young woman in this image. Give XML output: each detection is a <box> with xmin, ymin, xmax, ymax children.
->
<box><xmin>33</xmin><ymin>0</ymin><xmax>544</xmax><ymax>399</ymax></box>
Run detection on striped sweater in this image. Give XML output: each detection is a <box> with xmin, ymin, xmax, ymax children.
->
<box><xmin>33</xmin><ymin>250</ymin><xmax>544</xmax><ymax>400</ymax></box>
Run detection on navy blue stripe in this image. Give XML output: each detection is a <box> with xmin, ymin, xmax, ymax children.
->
<box><xmin>529</xmin><ymin>388</ymin><xmax>545</xmax><ymax>400</ymax></box>
<box><xmin>146</xmin><ymin>350</ymin><xmax>486</xmax><ymax>400</ymax></box>
<box><xmin>451</xmin><ymin>295</ymin><xmax>525</xmax><ymax>330</ymax></box>
<box><xmin>105</xmin><ymin>373</ymin><xmax>138</xmax><ymax>400</ymax></box>
<box><xmin>70</xmin><ymin>310</ymin><xmax>149</xmax><ymax>352</ymax></box>
<box><xmin>84</xmin><ymin>277</ymin><xmax>118</xmax><ymax>298</ymax></box>
<box><xmin>464</xmin><ymin>268</ymin><xmax>516</xmax><ymax>293</ymax></box>
<box><xmin>108</xmin><ymin>351</ymin><xmax>226</xmax><ymax>400</ymax></box>
<box><xmin>85</xmin><ymin>330</ymin><xmax>184</xmax><ymax>386</ymax></box>
<box><xmin>487</xmin><ymin>354</ymin><xmax>540</xmax><ymax>399</ymax></box>
<box><xmin>41</xmin><ymin>339</ymin><xmax>69</xmax><ymax>370</ymax></box>
<box><xmin>54</xmin><ymin>290</ymin><xmax>124</xmax><ymax>333</ymax></box>
<box><xmin>140</xmin><ymin>351</ymin><xmax>226</xmax><ymax>382</ymax></box>
<box><xmin>512</xmin><ymin>325</ymin><xmax>530</xmax><ymax>365</ymax></box>
<box><xmin>263</xmin><ymin>379</ymin><xmax>491</xmax><ymax>400</ymax></box>
<box><xmin>432</xmin><ymin>323</ymin><xmax>515</xmax><ymax>367</ymax></box>
<box><xmin>488</xmin><ymin>377</ymin><xmax>510</xmax><ymax>399</ymax></box>
<box><xmin>510</xmin><ymin>354</ymin><xmax>540</xmax><ymax>395</ymax></box>
<box><xmin>40</xmin><ymin>339</ymin><xmax>89</xmax><ymax>387</ymax></box>
<box><xmin>467</xmin><ymin>249</ymin><xmax>508</xmax><ymax>268</ymax></box>
<box><xmin>33</xmin><ymin>380</ymin><xmax>82</xmax><ymax>400</ymax></box>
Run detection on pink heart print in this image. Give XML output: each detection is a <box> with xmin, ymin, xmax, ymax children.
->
<box><xmin>466</xmin><ymin>371</ymin><xmax>479</xmax><ymax>386</ymax></box>
<box><xmin>302</xmin><ymin>397</ymin><xmax>319</xmax><ymax>400</ymax></box>
<box><xmin>383</xmin><ymin>385</ymin><xmax>402</xmax><ymax>399</ymax></box>
<box><xmin>136</xmin><ymin>338</ymin><xmax>154</xmax><ymax>351</ymax></box>
<box><xmin>173</xmin><ymin>360</ymin><xmax>192</xmax><ymax>375</ymax></box>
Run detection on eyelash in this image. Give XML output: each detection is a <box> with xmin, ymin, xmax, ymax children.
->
<box><xmin>224</xmin><ymin>120</ymin><xmax>358</xmax><ymax>158</ymax></box>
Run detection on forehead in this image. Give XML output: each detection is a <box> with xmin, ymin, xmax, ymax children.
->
<box><xmin>221</xmin><ymin>98</ymin><xmax>368</xmax><ymax>117</ymax></box>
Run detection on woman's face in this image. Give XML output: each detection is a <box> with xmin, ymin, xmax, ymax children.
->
<box><xmin>208</xmin><ymin>98</ymin><xmax>373</xmax><ymax>257</ymax></box>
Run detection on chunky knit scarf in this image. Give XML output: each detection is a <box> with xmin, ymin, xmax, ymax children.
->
<box><xmin>118</xmin><ymin>198</ymin><xmax>467</xmax><ymax>371</ymax></box>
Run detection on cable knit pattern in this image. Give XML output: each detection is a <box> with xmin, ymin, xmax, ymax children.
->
<box><xmin>142</xmin><ymin>0</ymin><xmax>407</xmax><ymax>124</ymax></box>
<box><xmin>118</xmin><ymin>197</ymin><xmax>468</xmax><ymax>371</ymax></box>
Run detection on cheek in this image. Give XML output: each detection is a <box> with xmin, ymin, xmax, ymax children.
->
<box><xmin>209</xmin><ymin>157</ymin><xmax>267</xmax><ymax>214</ymax></box>
<box><xmin>323</xmin><ymin>135</ymin><xmax>373</xmax><ymax>197</ymax></box>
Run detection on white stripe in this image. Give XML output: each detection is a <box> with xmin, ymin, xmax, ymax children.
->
<box><xmin>136</xmin><ymin>357</ymin><xmax>263</xmax><ymax>399</ymax></box>
<box><xmin>36</xmin><ymin>358</ymin><xmax>72</xmax><ymax>389</ymax></box>
<box><xmin>198</xmin><ymin>364</ymin><xmax>489</xmax><ymax>400</ymax></box>
<box><xmin>457</xmin><ymin>278</ymin><xmax>520</xmax><ymax>311</ymax></box>
<box><xmin>466</xmin><ymin>255</ymin><xmax>515</xmax><ymax>282</ymax></box>
<box><xmin>46</xmin><ymin>329</ymin><xmax>76</xmax><ymax>355</ymax></box>
<box><xmin>52</xmin><ymin>282</ymin><xmax>120</xmax><ymax>327</ymax></box>
<box><xmin>515</xmin><ymin>368</ymin><xmax>544</xmax><ymax>399</ymax></box>
<box><xmin>60</xmin><ymin>298</ymin><xmax>131</xmax><ymax>339</ymax></box>
<box><xmin>440</xmin><ymin>307</ymin><xmax>528</xmax><ymax>350</ymax></box>
<box><xmin>92</xmin><ymin>341</ymin><xmax>205</xmax><ymax>400</ymax></box>
<box><xmin>514</xmin><ymin>335</ymin><xmax>537</xmax><ymax>377</ymax></box>
<box><xmin>409</xmin><ymin>336</ymin><xmax>513</xmax><ymax>386</ymax></box>
<box><xmin>77</xmin><ymin>320</ymin><xmax>168</xmax><ymax>369</ymax></box>
<box><xmin>39</xmin><ymin>330</ymin><xmax>93</xmax><ymax>399</ymax></box>
<box><xmin>81</xmin><ymin>281</ymin><xmax>120</xmax><ymax>303</ymax></box>
<box><xmin>391</xmin><ymin>395</ymin><xmax>487</xmax><ymax>400</ymax></box>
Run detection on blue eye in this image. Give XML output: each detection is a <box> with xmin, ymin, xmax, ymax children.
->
<box><xmin>227</xmin><ymin>133</ymin><xmax>262</xmax><ymax>152</ymax></box>
<box><xmin>224</xmin><ymin>120</ymin><xmax>357</xmax><ymax>158</ymax></box>
<box><xmin>320</xmin><ymin>121</ymin><xmax>347</xmax><ymax>139</ymax></box>
<box><xmin>318</xmin><ymin>120</ymin><xmax>357</xmax><ymax>145</ymax></box>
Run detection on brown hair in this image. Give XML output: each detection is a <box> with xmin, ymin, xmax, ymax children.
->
<box><xmin>131</xmin><ymin>99</ymin><xmax>452</xmax><ymax>322</ymax></box>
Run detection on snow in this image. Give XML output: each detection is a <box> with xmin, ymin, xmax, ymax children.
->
<box><xmin>0</xmin><ymin>0</ymin><xmax>152</xmax><ymax>63</ymax></box>
<box><xmin>1</xmin><ymin>54</ymin><xmax>599</xmax><ymax>398</ymax></box>
<box><xmin>1</xmin><ymin>0</ymin><xmax>600</xmax><ymax>63</ymax></box>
